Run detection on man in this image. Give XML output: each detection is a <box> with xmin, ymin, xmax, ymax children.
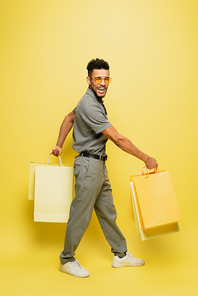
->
<box><xmin>51</xmin><ymin>58</ymin><xmax>158</xmax><ymax>278</ymax></box>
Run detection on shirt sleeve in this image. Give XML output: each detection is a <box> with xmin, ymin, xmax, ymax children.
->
<box><xmin>81</xmin><ymin>104</ymin><xmax>111</xmax><ymax>134</ymax></box>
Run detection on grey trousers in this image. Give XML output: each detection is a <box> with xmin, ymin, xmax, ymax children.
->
<box><xmin>60</xmin><ymin>155</ymin><xmax>127</xmax><ymax>264</ymax></box>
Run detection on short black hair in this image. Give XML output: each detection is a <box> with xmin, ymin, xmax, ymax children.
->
<box><xmin>86</xmin><ymin>58</ymin><xmax>109</xmax><ymax>76</ymax></box>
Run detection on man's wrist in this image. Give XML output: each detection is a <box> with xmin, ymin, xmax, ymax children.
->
<box><xmin>143</xmin><ymin>154</ymin><xmax>149</xmax><ymax>163</ymax></box>
<box><xmin>56</xmin><ymin>144</ymin><xmax>62</xmax><ymax>148</ymax></box>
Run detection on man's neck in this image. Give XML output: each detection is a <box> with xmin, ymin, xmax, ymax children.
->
<box><xmin>89</xmin><ymin>87</ymin><xmax>104</xmax><ymax>102</ymax></box>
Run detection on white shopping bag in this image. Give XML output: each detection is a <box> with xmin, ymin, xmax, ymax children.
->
<box><xmin>28</xmin><ymin>162</ymin><xmax>44</xmax><ymax>200</ymax></box>
<box><xmin>34</xmin><ymin>154</ymin><xmax>73</xmax><ymax>223</ymax></box>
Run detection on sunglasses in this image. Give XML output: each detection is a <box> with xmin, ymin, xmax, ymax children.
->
<box><xmin>90</xmin><ymin>76</ymin><xmax>112</xmax><ymax>85</ymax></box>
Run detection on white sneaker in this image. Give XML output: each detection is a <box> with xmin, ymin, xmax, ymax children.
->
<box><xmin>112</xmin><ymin>252</ymin><xmax>145</xmax><ymax>267</ymax></box>
<box><xmin>59</xmin><ymin>259</ymin><xmax>90</xmax><ymax>278</ymax></box>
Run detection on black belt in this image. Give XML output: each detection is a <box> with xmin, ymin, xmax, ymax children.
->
<box><xmin>80</xmin><ymin>152</ymin><xmax>107</xmax><ymax>161</ymax></box>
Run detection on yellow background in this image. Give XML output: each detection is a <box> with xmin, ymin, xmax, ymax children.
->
<box><xmin>1</xmin><ymin>0</ymin><xmax>198</xmax><ymax>295</ymax></box>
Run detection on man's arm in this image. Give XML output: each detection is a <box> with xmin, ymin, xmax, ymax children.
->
<box><xmin>51</xmin><ymin>111</ymin><xmax>75</xmax><ymax>156</ymax></box>
<box><xmin>102</xmin><ymin>125</ymin><xmax>158</xmax><ymax>169</ymax></box>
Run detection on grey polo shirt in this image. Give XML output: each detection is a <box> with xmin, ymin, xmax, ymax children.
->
<box><xmin>72</xmin><ymin>88</ymin><xmax>112</xmax><ymax>156</ymax></box>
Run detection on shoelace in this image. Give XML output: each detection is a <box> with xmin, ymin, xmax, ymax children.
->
<box><xmin>74</xmin><ymin>259</ymin><xmax>82</xmax><ymax>269</ymax></box>
<box><xmin>127</xmin><ymin>252</ymin><xmax>133</xmax><ymax>258</ymax></box>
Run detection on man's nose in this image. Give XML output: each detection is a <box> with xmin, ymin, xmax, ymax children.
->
<box><xmin>100</xmin><ymin>78</ymin><xmax>106</xmax><ymax>85</ymax></box>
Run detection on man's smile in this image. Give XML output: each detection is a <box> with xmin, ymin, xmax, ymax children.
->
<box><xmin>98</xmin><ymin>87</ymin><xmax>106</xmax><ymax>95</ymax></box>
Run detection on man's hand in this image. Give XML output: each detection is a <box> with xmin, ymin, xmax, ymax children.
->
<box><xmin>50</xmin><ymin>146</ymin><xmax>62</xmax><ymax>157</ymax></box>
<box><xmin>145</xmin><ymin>156</ymin><xmax>158</xmax><ymax>170</ymax></box>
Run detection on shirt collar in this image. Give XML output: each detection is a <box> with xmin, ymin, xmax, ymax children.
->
<box><xmin>86</xmin><ymin>88</ymin><xmax>104</xmax><ymax>104</ymax></box>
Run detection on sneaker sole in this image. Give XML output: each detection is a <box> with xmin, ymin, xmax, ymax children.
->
<box><xmin>112</xmin><ymin>261</ymin><xmax>145</xmax><ymax>268</ymax></box>
<box><xmin>59</xmin><ymin>266</ymin><xmax>90</xmax><ymax>278</ymax></box>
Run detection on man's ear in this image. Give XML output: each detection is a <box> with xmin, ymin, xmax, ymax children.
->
<box><xmin>86</xmin><ymin>76</ymin><xmax>91</xmax><ymax>85</ymax></box>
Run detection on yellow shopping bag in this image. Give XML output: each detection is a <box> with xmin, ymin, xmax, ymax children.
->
<box><xmin>130</xmin><ymin>168</ymin><xmax>181</xmax><ymax>229</ymax></box>
<box><xmin>130</xmin><ymin>181</ymin><xmax>180</xmax><ymax>240</ymax></box>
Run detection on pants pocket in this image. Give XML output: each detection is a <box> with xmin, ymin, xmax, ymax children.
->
<box><xmin>74</xmin><ymin>157</ymin><xmax>90</xmax><ymax>180</ymax></box>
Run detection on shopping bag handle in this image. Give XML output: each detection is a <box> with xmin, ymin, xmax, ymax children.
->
<box><xmin>47</xmin><ymin>153</ymin><xmax>62</xmax><ymax>167</ymax></box>
<box><xmin>139</xmin><ymin>166</ymin><xmax>158</xmax><ymax>177</ymax></box>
